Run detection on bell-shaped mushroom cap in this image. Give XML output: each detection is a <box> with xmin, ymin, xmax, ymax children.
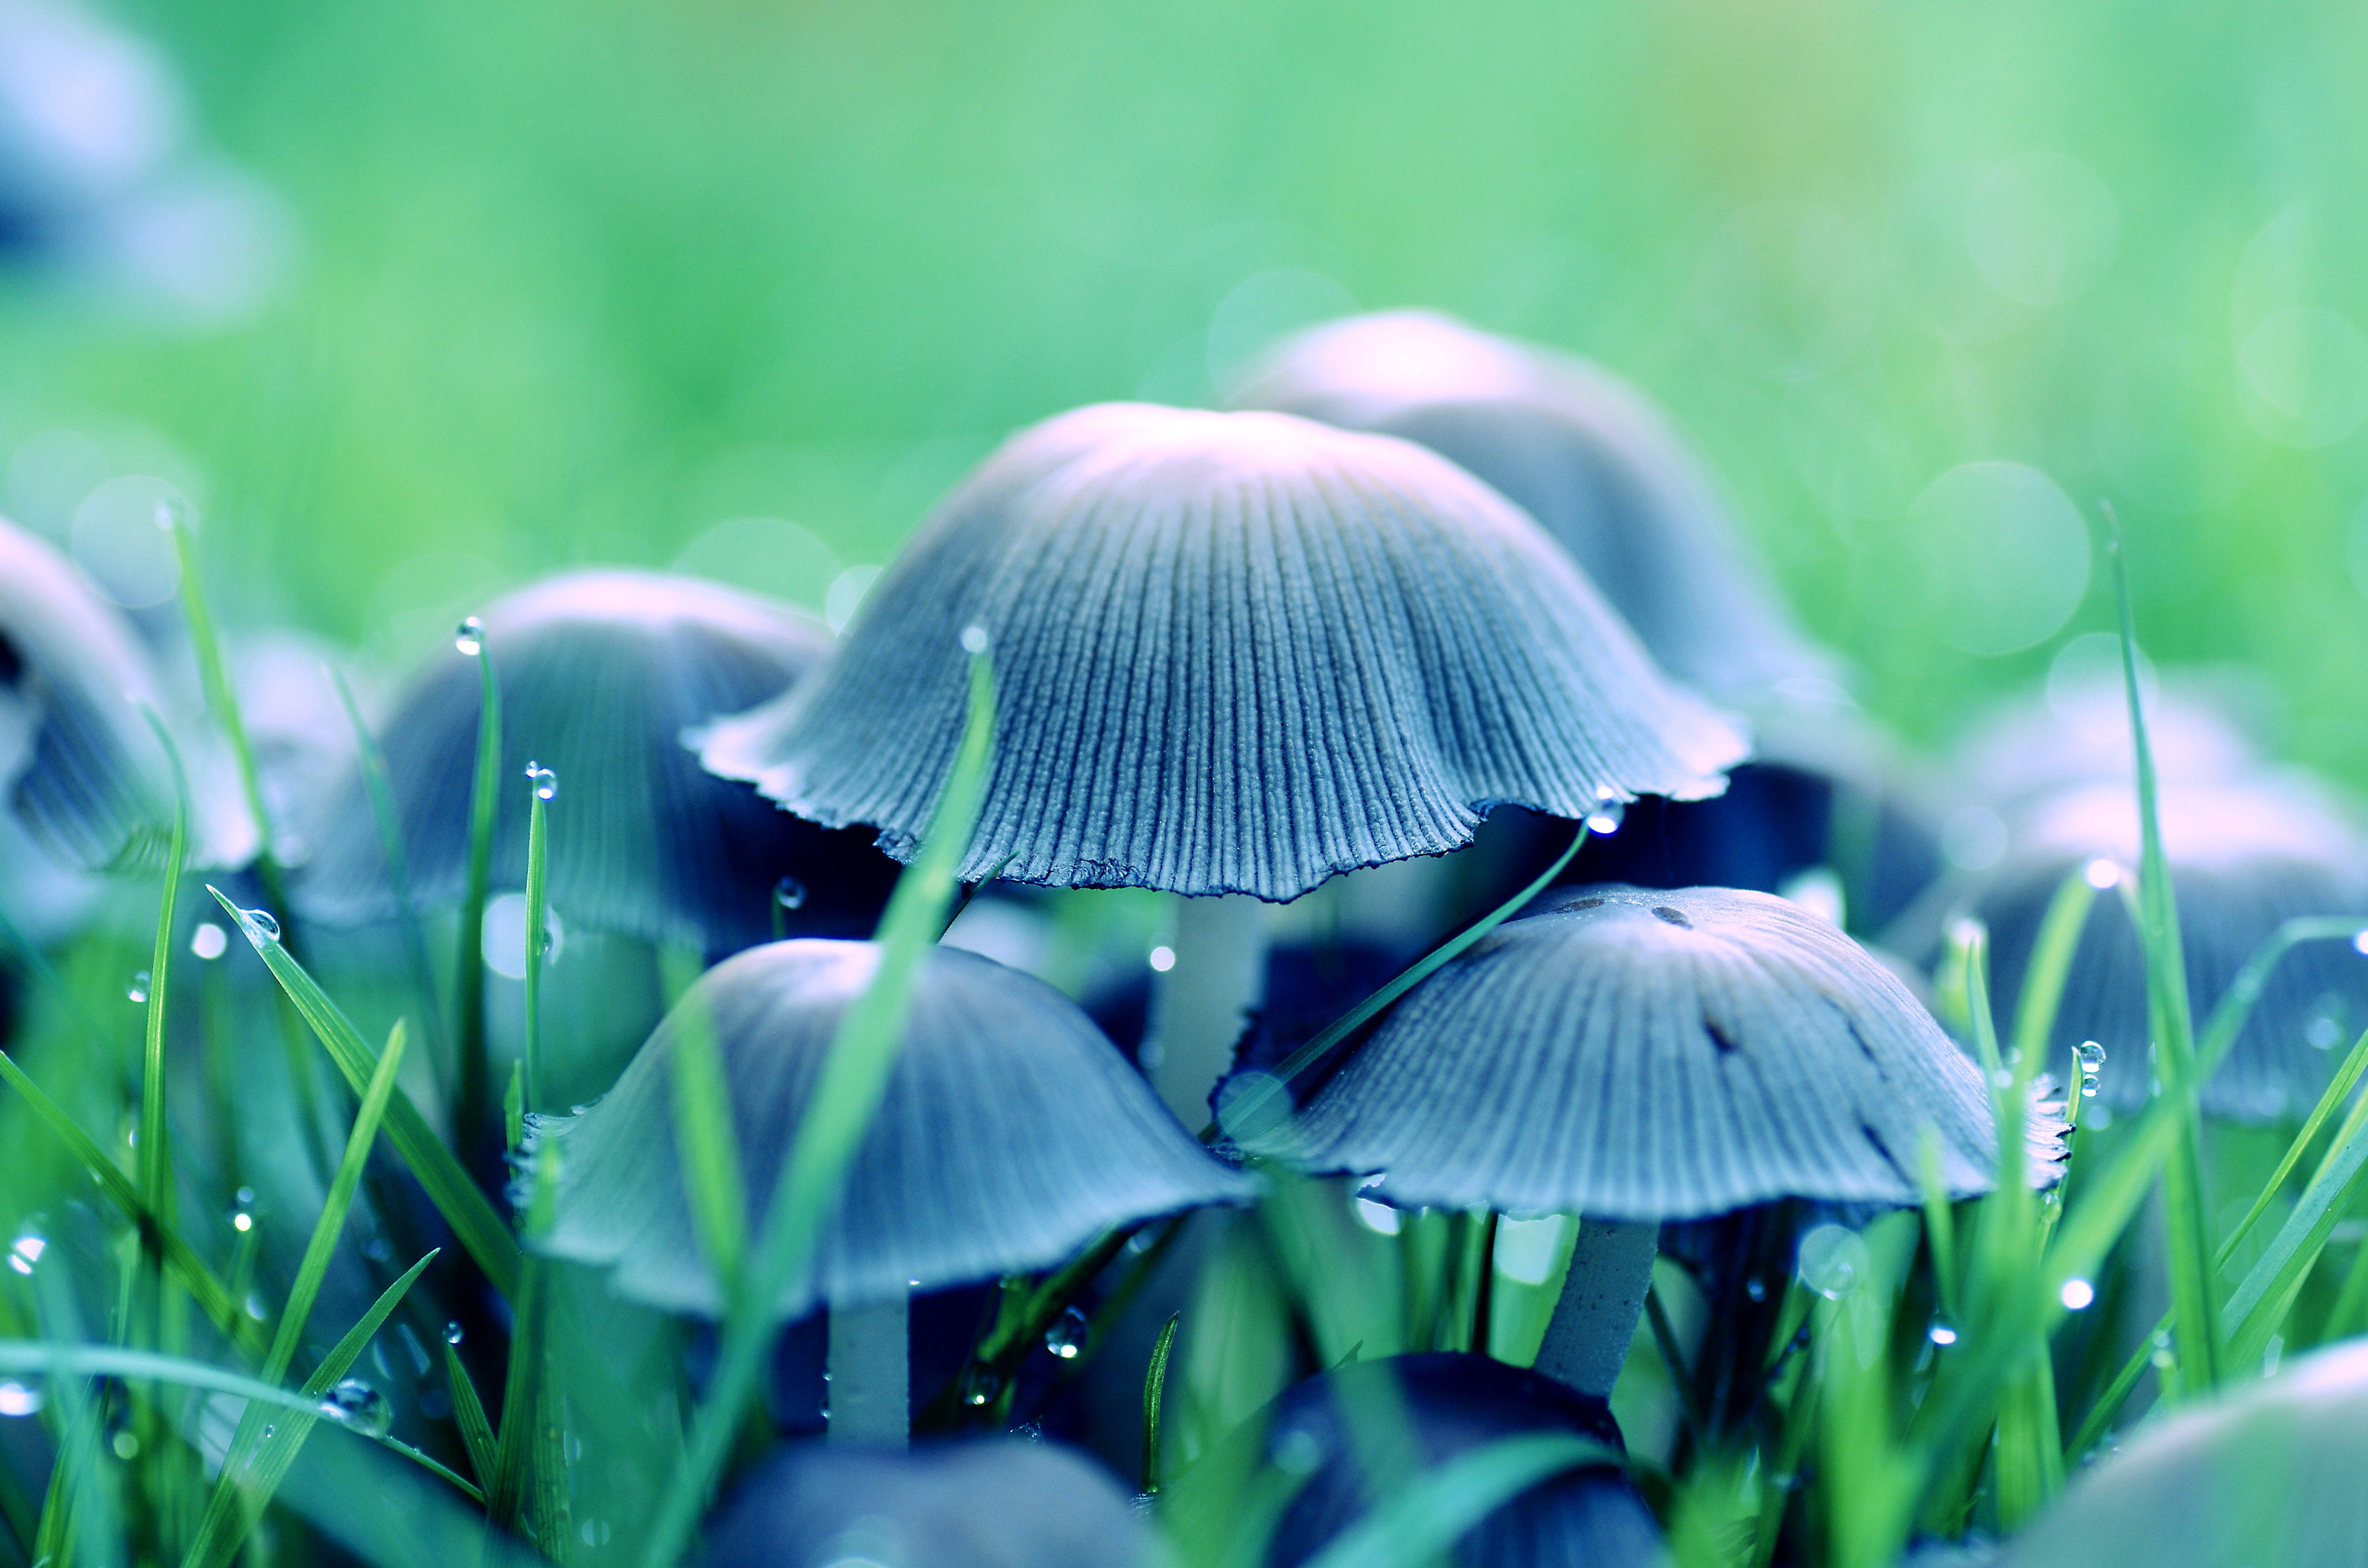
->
<box><xmin>1954</xmin><ymin>671</ymin><xmax>2263</xmax><ymax>816</ymax></box>
<box><xmin>1996</xmin><ymin>1341</ymin><xmax>2368</xmax><ymax>1568</ymax></box>
<box><xmin>298</xmin><ymin>569</ymin><xmax>896</xmax><ymax>954</ymax></box>
<box><xmin>0</xmin><ymin>514</ymin><xmax>172</xmax><ymax>870</ymax></box>
<box><xmin>1164</xmin><ymin>1352</ymin><xmax>1659</xmax><ymax>1568</ymax></box>
<box><xmin>698</xmin><ymin>404</ymin><xmax>1749</xmax><ymax>903</ymax></box>
<box><xmin>1979</xmin><ymin>778</ymin><xmax>2368</xmax><ymax>1122</ymax></box>
<box><xmin>708</xmin><ymin>1438</ymin><xmax>1160</xmax><ymax>1568</ymax></box>
<box><xmin>1289</xmin><ymin>884</ymin><xmax>2000</xmax><ymax>1219</ymax></box>
<box><xmin>1228</xmin><ymin>310</ymin><xmax>1829</xmax><ymax>700</ymax></box>
<box><xmin>540</xmin><ymin>939</ymin><xmax>1254</xmax><ymax>1318</ymax></box>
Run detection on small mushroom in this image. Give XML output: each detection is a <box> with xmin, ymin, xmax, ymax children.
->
<box><xmin>1285</xmin><ymin>885</ymin><xmax>2004</xmax><ymax>1414</ymax></box>
<box><xmin>1161</xmin><ymin>1351</ymin><xmax>1660</xmax><ymax>1568</ymax></box>
<box><xmin>1228</xmin><ymin>309</ymin><xmax>1829</xmax><ymax>701</ymax></box>
<box><xmin>0</xmin><ymin>514</ymin><xmax>172</xmax><ymax>871</ymax></box>
<box><xmin>697</xmin><ymin>403</ymin><xmax>1747</xmax><ymax>1115</ymax></box>
<box><xmin>1976</xmin><ymin>777</ymin><xmax>2368</xmax><ymax>1122</ymax></box>
<box><xmin>299</xmin><ymin>569</ymin><xmax>896</xmax><ymax>956</ymax></box>
<box><xmin>1995</xmin><ymin>1340</ymin><xmax>2368</xmax><ymax>1568</ymax></box>
<box><xmin>539</xmin><ymin>939</ymin><xmax>1255</xmax><ymax>1442</ymax></box>
<box><xmin>707</xmin><ymin>1438</ymin><xmax>1159</xmax><ymax>1568</ymax></box>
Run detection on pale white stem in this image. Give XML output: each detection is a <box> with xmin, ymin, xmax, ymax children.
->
<box><xmin>1530</xmin><ymin>1217</ymin><xmax>1661</xmax><ymax>1399</ymax></box>
<box><xmin>1145</xmin><ymin>894</ymin><xmax>1269</xmax><ymax>1124</ymax></box>
<box><xmin>826</xmin><ymin>1293</ymin><xmax>909</xmax><ymax>1446</ymax></box>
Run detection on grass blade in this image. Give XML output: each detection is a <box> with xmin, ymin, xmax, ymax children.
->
<box><xmin>207</xmin><ymin>884</ymin><xmax>522</xmax><ymax>1297</ymax></box>
<box><xmin>1143</xmin><ymin>1312</ymin><xmax>1181</xmax><ymax>1494</ymax></box>
<box><xmin>667</xmin><ymin>983</ymin><xmax>748</xmax><ymax>1294</ymax></box>
<box><xmin>2219</xmin><ymin>1023</ymin><xmax>2368</xmax><ymax>1267</ymax></box>
<box><xmin>2220</xmin><ymin>1112</ymin><xmax>2368</xmax><ymax>1367</ymax></box>
<box><xmin>330</xmin><ymin>664</ymin><xmax>450</xmax><ymax>1104</ymax></box>
<box><xmin>133</xmin><ymin>709</ymin><xmax>191</xmax><ymax>1249</ymax></box>
<box><xmin>2009</xmin><ymin>867</ymin><xmax>2099</xmax><ymax>1071</ymax></box>
<box><xmin>1209</xmin><ymin>824</ymin><xmax>1588</xmax><ymax>1140</ymax></box>
<box><xmin>457</xmin><ymin>634</ymin><xmax>502</xmax><ymax>1165</ymax></box>
<box><xmin>166</xmin><ymin>507</ymin><xmax>291</xmax><ymax>918</ymax></box>
<box><xmin>637</xmin><ymin>635</ymin><xmax>998</xmax><ymax>1568</ymax></box>
<box><xmin>1297</xmin><ymin>1432</ymin><xmax>1619</xmax><ymax>1568</ymax></box>
<box><xmin>522</xmin><ymin>763</ymin><xmax>552</xmax><ymax>1112</ymax></box>
<box><xmin>444</xmin><ymin>1340</ymin><xmax>499</xmax><ymax>1486</ymax></box>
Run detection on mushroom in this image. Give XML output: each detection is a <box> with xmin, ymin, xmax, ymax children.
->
<box><xmin>1227</xmin><ymin>308</ymin><xmax>1826</xmax><ymax>702</ymax></box>
<box><xmin>1954</xmin><ymin>669</ymin><xmax>2264</xmax><ymax>820</ymax></box>
<box><xmin>698</xmin><ymin>403</ymin><xmax>1747</xmax><ymax>1116</ymax></box>
<box><xmin>1161</xmin><ymin>1351</ymin><xmax>1660</xmax><ymax>1568</ymax></box>
<box><xmin>1975</xmin><ymin>777</ymin><xmax>2368</xmax><ymax>1122</ymax></box>
<box><xmin>0</xmin><ymin>514</ymin><xmax>173</xmax><ymax>872</ymax></box>
<box><xmin>1994</xmin><ymin>1340</ymin><xmax>2368</xmax><ymax>1568</ymax></box>
<box><xmin>299</xmin><ymin>568</ymin><xmax>897</xmax><ymax>956</ymax></box>
<box><xmin>706</xmin><ymin>1438</ymin><xmax>1160</xmax><ymax>1568</ymax></box>
<box><xmin>1283</xmin><ymin>885</ymin><xmax>2004</xmax><ymax>1422</ymax></box>
<box><xmin>538</xmin><ymin>938</ymin><xmax>1255</xmax><ymax>1445</ymax></box>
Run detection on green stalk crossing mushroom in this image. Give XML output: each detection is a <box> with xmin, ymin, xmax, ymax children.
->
<box><xmin>536</xmin><ymin>938</ymin><xmax>1254</xmax><ymax>1446</ymax></box>
<box><xmin>697</xmin><ymin>403</ymin><xmax>1748</xmax><ymax>1121</ymax></box>
<box><xmin>1284</xmin><ymin>884</ymin><xmax>2007</xmax><ymax>1410</ymax></box>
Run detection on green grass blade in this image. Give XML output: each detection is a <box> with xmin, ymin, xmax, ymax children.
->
<box><xmin>134</xmin><ymin>708</ymin><xmax>191</xmax><ymax>1243</ymax></box>
<box><xmin>1209</xmin><ymin>824</ymin><xmax>1589</xmax><ymax>1140</ymax></box>
<box><xmin>2220</xmin><ymin>1113</ymin><xmax>2368</xmax><ymax>1367</ymax></box>
<box><xmin>2010</xmin><ymin>868</ymin><xmax>2098</xmax><ymax>1071</ymax></box>
<box><xmin>667</xmin><ymin>984</ymin><xmax>748</xmax><ymax>1293</ymax></box>
<box><xmin>638</xmin><ymin>636</ymin><xmax>998</xmax><ymax>1568</ymax></box>
<box><xmin>2105</xmin><ymin>514</ymin><xmax>2220</xmax><ymax>1393</ymax></box>
<box><xmin>167</xmin><ymin>509</ymin><xmax>287</xmax><ymax>906</ymax></box>
<box><xmin>457</xmin><ymin>636</ymin><xmax>502</xmax><ymax>1163</ymax></box>
<box><xmin>444</xmin><ymin>1341</ymin><xmax>499</xmax><ymax>1486</ymax></box>
<box><xmin>1297</xmin><ymin>1432</ymin><xmax>1619</xmax><ymax>1568</ymax></box>
<box><xmin>522</xmin><ymin>768</ymin><xmax>551</xmax><ymax>1112</ymax></box>
<box><xmin>2218</xmin><ymin>1024</ymin><xmax>2368</xmax><ymax>1268</ymax></box>
<box><xmin>207</xmin><ymin>884</ymin><xmax>522</xmax><ymax>1297</ymax></box>
<box><xmin>1143</xmin><ymin>1311</ymin><xmax>1181</xmax><ymax>1494</ymax></box>
<box><xmin>329</xmin><ymin>664</ymin><xmax>450</xmax><ymax>1104</ymax></box>
<box><xmin>2195</xmin><ymin>917</ymin><xmax>2368</xmax><ymax>1077</ymax></box>
<box><xmin>0</xmin><ymin>1049</ymin><xmax>260</xmax><ymax>1354</ymax></box>
<box><xmin>489</xmin><ymin>1142</ymin><xmax>566</xmax><ymax>1553</ymax></box>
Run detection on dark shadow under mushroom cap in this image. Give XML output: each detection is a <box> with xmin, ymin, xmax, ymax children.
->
<box><xmin>698</xmin><ymin>403</ymin><xmax>1748</xmax><ymax>903</ymax></box>
<box><xmin>539</xmin><ymin>939</ymin><xmax>1255</xmax><ymax>1319</ymax></box>
<box><xmin>707</xmin><ymin>1438</ymin><xmax>1159</xmax><ymax>1568</ymax></box>
<box><xmin>1291</xmin><ymin>885</ymin><xmax>2000</xmax><ymax>1219</ymax></box>
<box><xmin>298</xmin><ymin>569</ymin><xmax>896</xmax><ymax>955</ymax></box>
<box><xmin>1164</xmin><ymin>1352</ymin><xmax>1659</xmax><ymax>1568</ymax></box>
<box><xmin>1996</xmin><ymin>1340</ymin><xmax>2368</xmax><ymax>1568</ymax></box>
<box><xmin>1978</xmin><ymin>779</ymin><xmax>2368</xmax><ymax>1122</ymax></box>
<box><xmin>1229</xmin><ymin>310</ymin><xmax>1830</xmax><ymax>701</ymax></box>
<box><xmin>0</xmin><ymin>516</ymin><xmax>172</xmax><ymax>871</ymax></box>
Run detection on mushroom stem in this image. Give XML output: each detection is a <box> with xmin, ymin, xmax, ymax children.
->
<box><xmin>1531</xmin><ymin>1218</ymin><xmax>1661</xmax><ymax>1399</ymax></box>
<box><xmin>826</xmin><ymin>1294</ymin><xmax>909</xmax><ymax>1446</ymax></box>
<box><xmin>1145</xmin><ymin>894</ymin><xmax>1269</xmax><ymax>1124</ymax></box>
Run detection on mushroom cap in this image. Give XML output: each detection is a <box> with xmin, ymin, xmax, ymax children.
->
<box><xmin>1163</xmin><ymin>1352</ymin><xmax>1659</xmax><ymax>1568</ymax></box>
<box><xmin>0</xmin><ymin>514</ymin><xmax>173</xmax><ymax>870</ymax></box>
<box><xmin>1289</xmin><ymin>884</ymin><xmax>1999</xmax><ymax>1220</ymax></box>
<box><xmin>707</xmin><ymin>1438</ymin><xmax>1159</xmax><ymax>1568</ymax></box>
<box><xmin>1978</xmin><ymin>778</ymin><xmax>2368</xmax><ymax>1122</ymax></box>
<box><xmin>1228</xmin><ymin>310</ymin><xmax>1830</xmax><ymax>700</ymax></box>
<box><xmin>539</xmin><ymin>939</ymin><xmax>1254</xmax><ymax>1318</ymax></box>
<box><xmin>297</xmin><ymin>568</ymin><xmax>896</xmax><ymax>954</ymax></box>
<box><xmin>1954</xmin><ymin>673</ymin><xmax>2263</xmax><ymax>816</ymax></box>
<box><xmin>1996</xmin><ymin>1341</ymin><xmax>2368</xmax><ymax>1568</ymax></box>
<box><xmin>698</xmin><ymin>403</ymin><xmax>1749</xmax><ymax>903</ymax></box>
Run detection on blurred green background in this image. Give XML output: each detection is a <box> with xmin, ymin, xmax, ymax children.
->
<box><xmin>7</xmin><ymin>0</ymin><xmax>2367</xmax><ymax>771</ymax></box>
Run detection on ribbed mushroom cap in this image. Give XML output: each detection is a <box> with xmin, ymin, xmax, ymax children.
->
<box><xmin>540</xmin><ymin>939</ymin><xmax>1254</xmax><ymax>1318</ymax></box>
<box><xmin>698</xmin><ymin>403</ymin><xmax>1748</xmax><ymax>902</ymax></box>
<box><xmin>1979</xmin><ymin>778</ymin><xmax>2368</xmax><ymax>1122</ymax></box>
<box><xmin>1290</xmin><ymin>884</ymin><xmax>2000</xmax><ymax>1219</ymax></box>
<box><xmin>298</xmin><ymin>569</ymin><xmax>896</xmax><ymax>954</ymax></box>
<box><xmin>1228</xmin><ymin>310</ymin><xmax>1828</xmax><ymax>699</ymax></box>
<box><xmin>0</xmin><ymin>514</ymin><xmax>172</xmax><ymax>870</ymax></box>
<box><xmin>1997</xmin><ymin>1341</ymin><xmax>2368</xmax><ymax>1568</ymax></box>
<box><xmin>1164</xmin><ymin>1352</ymin><xmax>1658</xmax><ymax>1568</ymax></box>
<box><xmin>707</xmin><ymin>1439</ymin><xmax>1159</xmax><ymax>1568</ymax></box>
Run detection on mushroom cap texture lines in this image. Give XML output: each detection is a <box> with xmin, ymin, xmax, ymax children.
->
<box><xmin>538</xmin><ymin>939</ymin><xmax>1254</xmax><ymax>1319</ymax></box>
<box><xmin>297</xmin><ymin>568</ymin><xmax>883</xmax><ymax>953</ymax></box>
<box><xmin>1231</xmin><ymin>309</ymin><xmax>1830</xmax><ymax>700</ymax></box>
<box><xmin>698</xmin><ymin>403</ymin><xmax>1749</xmax><ymax>902</ymax></box>
<box><xmin>1291</xmin><ymin>884</ymin><xmax>1998</xmax><ymax>1220</ymax></box>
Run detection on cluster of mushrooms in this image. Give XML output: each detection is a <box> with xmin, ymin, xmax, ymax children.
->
<box><xmin>8</xmin><ymin>308</ymin><xmax>2368</xmax><ymax>1567</ymax></box>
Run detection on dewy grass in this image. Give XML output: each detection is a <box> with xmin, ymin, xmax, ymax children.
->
<box><xmin>666</xmin><ymin>982</ymin><xmax>749</xmax><ymax>1294</ymax></box>
<box><xmin>636</xmin><ymin>631</ymin><xmax>998</xmax><ymax>1568</ymax></box>
<box><xmin>133</xmin><ymin>709</ymin><xmax>190</xmax><ymax>1266</ymax></box>
<box><xmin>456</xmin><ymin>625</ymin><xmax>503</xmax><ymax>1162</ymax></box>
<box><xmin>522</xmin><ymin>760</ymin><xmax>554</xmax><ymax>1113</ymax></box>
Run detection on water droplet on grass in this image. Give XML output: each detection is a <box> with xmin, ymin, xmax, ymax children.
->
<box><xmin>455</xmin><ymin>617</ymin><xmax>484</xmax><ymax>656</ymax></box>
<box><xmin>525</xmin><ymin>762</ymin><xmax>557</xmax><ymax>801</ymax></box>
<box><xmin>1586</xmin><ymin>787</ymin><xmax>1627</xmax><ymax>835</ymax></box>
<box><xmin>444</xmin><ymin>1321</ymin><xmax>464</xmax><ymax>1347</ymax></box>
<box><xmin>773</xmin><ymin>876</ymin><xmax>807</xmax><ymax>912</ymax></box>
<box><xmin>127</xmin><ymin>970</ymin><xmax>149</xmax><ymax>1004</ymax></box>
<box><xmin>9</xmin><ymin>1234</ymin><xmax>45</xmax><ymax>1275</ymax></box>
<box><xmin>959</xmin><ymin>624</ymin><xmax>990</xmax><ymax>655</ymax></box>
<box><xmin>239</xmin><ymin>907</ymin><xmax>281</xmax><ymax>943</ymax></box>
<box><xmin>1928</xmin><ymin>1322</ymin><xmax>1959</xmax><ymax>1346</ymax></box>
<box><xmin>961</xmin><ymin>1370</ymin><xmax>999</xmax><ymax>1407</ymax></box>
<box><xmin>319</xmin><ymin>1379</ymin><xmax>392</xmax><ymax>1437</ymax></box>
<box><xmin>1045</xmin><ymin>1307</ymin><xmax>1088</xmax><ymax>1360</ymax></box>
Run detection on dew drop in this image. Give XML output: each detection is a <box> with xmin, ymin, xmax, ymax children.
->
<box><xmin>1744</xmin><ymin>1276</ymin><xmax>1768</xmax><ymax>1303</ymax></box>
<box><xmin>525</xmin><ymin>762</ymin><xmax>557</xmax><ymax>802</ymax></box>
<box><xmin>127</xmin><ymin>970</ymin><xmax>150</xmax><ymax>1004</ymax></box>
<box><xmin>959</xmin><ymin>624</ymin><xmax>990</xmax><ymax>655</ymax></box>
<box><xmin>1928</xmin><ymin>1322</ymin><xmax>1959</xmax><ymax>1346</ymax></box>
<box><xmin>2074</xmin><ymin>1041</ymin><xmax>2106</xmax><ymax>1074</ymax></box>
<box><xmin>444</xmin><ymin>1321</ymin><xmax>464</xmax><ymax>1347</ymax></box>
<box><xmin>0</xmin><ymin>1381</ymin><xmax>44</xmax><ymax>1417</ymax></box>
<box><xmin>191</xmin><ymin>922</ymin><xmax>227</xmax><ymax>960</ymax></box>
<box><xmin>1586</xmin><ymin>790</ymin><xmax>1628</xmax><ymax>835</ymax></box>
<box><xmin>772</xmin><ymin>876</ymin><xmax>807</xmax><ymax>913</ymax></box>
<box><xmin>231</xmin><ymin>1210</ymin><xmax>253</xmax><ymax>1234</ymax></box>
<box><xmin>239</xmin><ymin>907</ymin><xmax>282</xmax><ymax>943</ymax></box>
<box><xmin>455</xmin><ymin>617</ymin><xmax>484</xmax><ymax>656</ymax></box>
<box><xmin>961</xmin><ymin>1369</ymin><xmax>1000</xmax><ymax>1407</ymax></box>
<box><xmin>1045</xmin><ymin>1306</ymin><xmax>1088</xmax><ymax>1360</ymax></box>
<box><xmin>9</xmin><ymin>1234</ymin><xmax>46</xmax><ymax>1276</ymax></box>
<box><xmin>318</xmin><ymin>1378</ymin><xmax>392</xmax><ymax>1438</ymax></box>
<box><xmin>235</xmin><ymin>1186</ymin><xmax>256</xmax><ymax>1206</ymax></box>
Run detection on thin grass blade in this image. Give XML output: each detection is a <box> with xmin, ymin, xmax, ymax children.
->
<box><xmin>457</xmin><ymin>637</ymin><xmax>502</xmax><ymax>1164</ymax></box>
<box><xmin>667</xmin><ymin>983</ymin><xmax>748</xmax><ymax>1293</ymax></box>
<box><xmin>1143</xmin><ymin>1311</ymin><xmax>1181</xmax><ymax>1494</ymax></box>
<box><xmin>134</xmin><ymin>708</ymin><xmax>190</xmax><ymax>1242</ymax></box>
<box><xmin>444</xmin><ymin>1341</ymin><xmax>499</xmax><ymax>1486</ymax></box>
<box><xmin>522</xmin><ymin>767</ymin><xmax>550</xmax><ymax>1112</ymax></box>
<box><xmin>2220</xmin><ymin>1113</ymin><xmax>2368</xmax><ymax>1367</ymax></box>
